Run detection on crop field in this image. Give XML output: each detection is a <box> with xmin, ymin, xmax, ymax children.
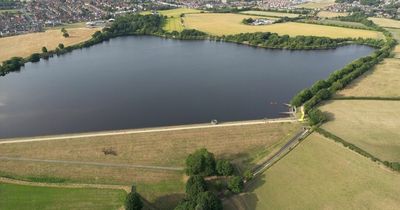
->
<box><xmin>141</xmin><ymin>8</ymin><xmax>201</xmax><ymax>17</ymax></box>
<box><xmin>317</xmin><ymin>11</ymin><xmax>348</xmax><ymax>18</ymax></box>
<box><xmin>0</xmin><ymin>182</ymin><xmax>125</xmax><ymax>210</ymax></box>
<box><xmin>0</xmin><ymin>28</ymin><xmax>98</xmax><ymax>63</ymax></box>
<box><xmin>338</xmin><ymin>59</ymin><xmax>400</xmax><ymax>97</ymax></box>
<box><xmin>0</xmin><ymin>123</ymin><xmax>300</xmax><ymax>209</ymax></box>
<box><xmin>184</xmin><ymin>13</ymin><xmax>382</xmax><ymax>38</ymax></box>
<box><xmin>225</xmin><ymin>133</ymin><xmax>400</xmax><ymax>210</ymax></box>
<box><xmin>164</xmin><ymin>17</ymin><xmax>185</xmax><ymax>32</ymax></box>
<box><xmin>240</xmin><ymin>10</ymin><xmax>299</xmax><ymax>18</ymax></box>
<box><xmin>320</xmin><ymin>100</ymin><xmax>400</xmax><ymax>162</ymax></box>
<box><xmin>369</xmin><ymin>17</ymin><xmax>400</xmax><ymax>29</ymax></box>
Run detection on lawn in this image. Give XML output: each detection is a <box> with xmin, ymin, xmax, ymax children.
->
<box><xmin>184</xmin><ymin>13</ymin><xmax>382</xmax><ymax>38</ymax></box>
<box><xmin>225</xmin><ymin>133</ymin><xmax>400</xmax><ymax>209</ymax></box>
<box><xmin>369</xmin><ymin>17</ymin><xmax>400</xmax><ymax>29</ymax></box>
<box><xmin>0</xmin><ymin>28</ymin><xmax>98</xmax><ymax>63</ymax></box>
<box><xmin>0</xmin><ymin>123</ymin><xmax>300</xmax><ymax>209</ymax></box>
<box><xmin>338</xmin><ymin>58</ymin><xmax>400</xmax><ymax>97</ymax></box>
<box><xmin>240</xmin><ymin>10</ymin><xmax>299</xmax><ymax>18</ymax></box>
<box><xmin>164</xmin><ymin>17</ymin><xmax>185</xmax><ymax>32</ymax></box>
<box><xmin>317</xmin><ymin>11</ymin><xmax>348</xmax><ymax>18</ymax></box>
<box><xmin>0</xmin><ymin>183</ymin><xmax>126</xmax><ymax>210</ymax></box>
<box><xmin>141</xmin><ymin>8</ymin><xmax>201</xmax><ymax>18</ymax></box>
<box><xmin>320</xmin><ymin>100</ymin><xmax>400</xmax><ymax>162</ymax></box>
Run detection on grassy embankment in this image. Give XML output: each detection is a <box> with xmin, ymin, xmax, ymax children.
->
<box><xmin>0</xmin><ymin>28</ymin><xmax>98</xmax><ymax>63</ymax></box>
<box><xmin>0</xmin><ymin>182</ymin><xmax>126</xmax><ymax>210</ymax></box>
<box><xmin>0</xmin><ymin>123</ymin><xmax>300</xmax><ymax>209</ymax></box>
<box><xmin>225</xmin><ymin>133</ymin><xmax>400</xmax><ymax>210</ymax></box>
<box><xmin>183</xmin><ymin>13</ymin><xmax>383</xmax><ymax>38</ymax></box>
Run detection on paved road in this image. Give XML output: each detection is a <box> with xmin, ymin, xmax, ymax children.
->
<box><xmin>0</xmin><ymin>156</ymin><xmax>184</xmax><ymax>171</ymax></box>
<box><xmin>252</xmin><ymin>128</ymin><xmax>310</xmax><ymax>177</ymax></box>
<box><xmin>0</xmin><ymin>118</ymin><xmax>296</xmax><ymax>144</ymax></box>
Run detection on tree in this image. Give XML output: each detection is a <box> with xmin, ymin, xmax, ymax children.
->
<box><xmin>216</xmin><ymin>159</ymin><xmax>234</xmax><ymax>176</ymax></box>
<box><xmin>186</xmin><ymin>175</ymin><xmax>207</xmax><ymax>199</ymax></box>
<box><xmin>228</xmin><ymin>176</ymin><xmax>244</xmax><ymax>193</ymax></box>
<box><xmin>308</xmin><ymin>109</ymin><xmax>327</xmax><ymax>126</ymax></box>
<box><xmin>63</xmin><ymin>32</ymin><xmax>70</xmax><ymax>38</ymax></box>
<box><xmin>195</xmin><ymin>191</ymin><xmax>223</xmax><ymax>210</ymax></box>
<box><xmin>28</xmin><ymin>53</ymin><xmax>41</xmax><ymax>62</ymax></box>
<box><xmin>58</xmin><ymin>43</ymin><xmax>64</xmax><ymax>49</ymax></box>
<box><xmin>61</xmin><ymin>28</ymin><xmax>67</xmax><ymax>33</ymax></box>
<box><xmin>174</xmin><ymin>200</ymin><xmax>196</xmax><ymax>210</ymax></box>
<box><xmin>125</xmin><ymin>186</ymin><xmax>143</xmax><ymax>210</ymax></box>
<box><xmin>41</xmin><ymin>46</ymin><xmax>48</xmax><ymax>53</ymax></box>
<box><xmin>243</xmin><ymin>169</ymin><xmax>253</xmax><ymax>182</ymax></box>
<box><xmin>185</xmin><ymin>148</ymin><xmax>216</xmax><ymax>176</ymax></box>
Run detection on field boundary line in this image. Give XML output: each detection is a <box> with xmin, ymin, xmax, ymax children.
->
<box><xmin>0</xmin><ymin>156</ymin><xmax>184</xmax><ymax>171</ymax></box>
<box><xmin>0</xmin><ymin>177</ymin><xmax>130</xmax><ymax>192</ymax></box>
<box><xmin>0</xmin><ymin>118</ymin><xmax>296</xmax><ymax>144</ymax></box>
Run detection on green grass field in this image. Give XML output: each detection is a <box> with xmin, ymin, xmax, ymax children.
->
<box><xmin>184</xmin><ymin>13</ymin><xmax>382</xmax><ymax>38</ymax></box>
<box><xmin>320</xmin><ymin>100</ymin><xmax>400</xmax><ymax>162</ymax></box>
<box><xmin>240</xmin><ymin>10</ymin><xmax>299</xmax><ymax>18</ymax></box>
<box><xmin>225</xmin><ymin>133</ymin><xmax>400</xmax><ymax>209</ymax></box>
<box><xmin>164</xmin><ymin>17</ymin><xmax>185</xmax><ymax>32</ymax></box>
<box><xmin>0</xmin><ymin>183</ymin><xmax>126</xmax><ymax>210</ymax></box>
<box><xmin>369</xmin><ymin>17</ymin><xmax>400</xmax><ymax>29</ymax></box>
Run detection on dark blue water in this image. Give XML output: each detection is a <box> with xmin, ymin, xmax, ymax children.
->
<box><xmin>0</xmin><ymin>36</ymin><xmax>374</xmax><ymax>138</ymax></box>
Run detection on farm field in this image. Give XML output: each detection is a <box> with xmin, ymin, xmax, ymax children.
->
<box><xmin>317</xmin><ymin>11</ymin><xmax>348</xmax><ymax>18</ymax></box>
<box><xmin>0</xmin><ymin>123</ymin><xmax>300</xmax><ymax>209</ymax></box>
<box><xmin>369</xmin><ymin>17</ymin><xmax>400</xmax><ymax>29</ymax></box>
<box><xmin>240</xmin><ymin>10</ymin><xmax>299</xmax><ymax>18</ymax></box>
<box><xmin>337</xmin><ymin>58</ymin><xmax>400</xmax><ymax>97</ymax></box>
<box><xmin>0</xmin><ymin>28</ymin><xmax>98</xmax><ymax>63</ymax></box>
<box><xmin>184</xmin><ymin>13</ymin><xmax>382</xmax><ymax>38</ymax></box>
<box><xmin>301</xmin><ymin>19</ymin><xmax>369</xmax><ymax>29</ymax></box>
<box><xmin>225</xmin><ymin>133</ymin><xmax>400</xmax><ymax>210</ymax></box>
<box><xmin>141</xmin><ymin>8</ymin><xmax>200</xmax><ymax>17</ymax></box>
<box><xmin>320</xmin><ymin>100</ymin><xmax>400</xmax><ymax>162</ymax></box>
<box><xmin>0</xmin><ymin>182</ymin><xmax>125</xmax><ymax>210</ymax></box>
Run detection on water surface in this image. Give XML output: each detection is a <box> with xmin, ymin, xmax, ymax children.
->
<box><xmin>0</xmin><ymin>36</ymin><xmax>374</xmax><ymax>138</ymax></box>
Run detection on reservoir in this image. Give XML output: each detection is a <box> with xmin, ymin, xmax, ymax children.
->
<box><xmin>0</xmin><ymin>36</ymin><xmax>374</xmax><ymax>138</ymax></box>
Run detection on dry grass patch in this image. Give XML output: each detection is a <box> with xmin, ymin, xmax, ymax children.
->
<box><xmin>225</xmin><ymin>133</ymin><xmax>400</xmax><ymax>210</ymax></box>
<box><xmin>0</xmin><ymin>123</ymin><xmax>300</xmax><ymax>168</ymax></box>
<box><xmin>240</xmin><ymin>10</ymin><xmax>299</xmax><ymax>18</ymax></box>
<box><xmin>184</xmin><ymin>13</ymin><xmax>382</xmax><ymax>38</ymax></box>
<box><xmin>296</xmin><ymin>0</ymin><xmax>335</xmax><ymax>9</ymax></box>
<box><xmin>369</xmin><ymin>17</ymin><xmax>400</xmax><ymax>29</ymax></box>
<box><xmin>317</xmin><ymin>11</ymin><xmax>348</xmax><ymax>18</ymax></box>
<box><xmin>320</xmin><ymin>100</ymin><xmax>400</xmax><ymax>162</ymax></box>
<box><xmin>141</xmin><ymin>8</ymin><xmax>201</xmax><ymax>18</ymax></box>
<box><xmin>0</xmin><ymin>28</ymin><xmax>98</xmax><ymax>63</ymax></box>
<box><xmin>338</xmin><ymin>58</ymin><xmax>400</xmax><ymax>97</ymax></box>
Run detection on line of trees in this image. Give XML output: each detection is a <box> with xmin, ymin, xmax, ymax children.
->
<box><xmin>221</xmin><ymin>32</ymin><xmax>383</xmax><ymax>50</ymax></box>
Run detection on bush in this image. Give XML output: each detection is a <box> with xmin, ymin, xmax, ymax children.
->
<box><xmin>216</xmin><ymin>159</ymin><xmax>234</xmax><ymax>176</ymax></box>
<box><xmin>195</xmin><ymin>191</ymin><xmax>223</xmax><ymax>210</ymax></box>
<box><xmin>28</xmin><ymin>53</ymin><xmax>41</xmax><ymax>63</ymax></box>
<box><xmin>185</xmin><ymin>148</ymin><xmax>216</xmax><ymax>176</ymax></box>
<box><xmin>243</xmin><ymin>169</ymin><xmax>253</xmax><ymax>182</ymax></box>
<box><xmin>228</xmin><ymin>176</ymin><xmax>244</xmax><ymax>193</ymax></box>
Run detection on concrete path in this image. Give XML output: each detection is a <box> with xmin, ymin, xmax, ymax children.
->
<box><xmin>0</xmin><ymin>118</ymin><xmax>296</xmax><ymax>144</ymax></box>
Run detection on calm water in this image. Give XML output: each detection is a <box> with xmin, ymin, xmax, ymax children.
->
<box><xmin>0</xmin><ymin>36</ymin><xmax>374</xmax><ymax>138</ymax></box>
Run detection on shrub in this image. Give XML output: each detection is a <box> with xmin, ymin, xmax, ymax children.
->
<box><xmin>28</xmin><ymin>53</ymin><xmax>41</xmax><ymax>63</ymax></box>
<box><xmin>196</xmin><ymin>191</ymin><xmax>223</xmax><ymax>210</ymax></box>
<box><xmin>228</xmin><ymin>176</ymin><xmax>244</xmax><ymax>193</ymax></box>
<box><xmin>308</xmin><ymin>109</ymin><xmax>327</xmax><ymax>125</ymax></box>
<box><xmin>125</xmin><ymin>186</ymin><xmax>143</xmax><ymax>210</ymax></box>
